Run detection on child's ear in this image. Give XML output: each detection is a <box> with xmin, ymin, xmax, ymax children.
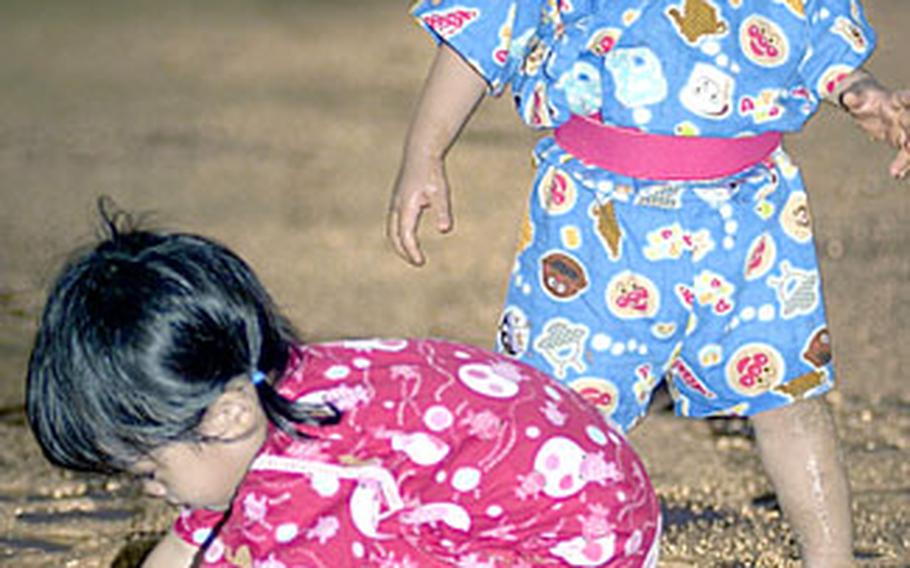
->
<box><xmin>199</xmin><ymin>378</ymin><xmax>260</xmax><ymax>441</ymax></box>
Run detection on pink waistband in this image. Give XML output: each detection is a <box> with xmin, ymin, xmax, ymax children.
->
<box><xmin>554</xmin><ymin>115</ymin><xmax>782</xmax><ymax>181</ymax></box>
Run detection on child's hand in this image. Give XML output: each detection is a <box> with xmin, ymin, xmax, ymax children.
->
<box><xmin>387</xmin><ymin>153</ymin><xmax>453</xmax><ymax>266</ymax></box>
<box><xmin>842</xmin><ymin>81</ymin><xmax>910</xmax><ymax>179</ymax></box>
<box><xmin>385</xmin><ymin>45</ymin><xmax>486</xmax><ymax>267</ymax></box>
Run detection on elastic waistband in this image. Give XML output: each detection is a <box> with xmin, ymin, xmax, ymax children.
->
<box><xmin>554</xmin><ymin>115</ymin><xmax>782</xmax><ymax>181</ymax></box>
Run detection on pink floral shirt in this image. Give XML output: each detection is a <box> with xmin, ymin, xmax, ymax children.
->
<box><xmin>175</xmin><ymin>339</ymin><xmax>660</xmax><ymax>567</ymax></box>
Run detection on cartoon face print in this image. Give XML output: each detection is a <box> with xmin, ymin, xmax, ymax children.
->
<box><xmin>779</xmin><ymin>191</ymin><xmax>812</xmax><ymax>243</ymax></box>
<box><xmin>817</xmin><ymin>64</ymin><xmax>853</xmax><ymax>100</ymax></box>
<box><xmin>603</xmin><ymin>47</ymin><xmax>668</xmax><ymax>109</ymax></box>
<box><xmin>588</xmin><ymin>27</ymin><xmax>622</xmax><ymax>56</ymax></box>
<box><xmin>744</xmin><ymin>232</ymin><xmax>777</xmax><ymax>280</ymax></box>
<box><xmin>606</xmin><ymin>271</ymin><xmax>660</xmax><ymax>319</ymax></box>
<box><xmin>538</xmin><ymin>166</ymin><xmax>577</xmax><ymax>215</ymax></box>
<box><xmin>679</xmin><ymin>63</ymin><xmax>734</xmax><ymax>120</ymax></box>
<box><xmin>569</xmin><ymin>378</ymin><xmax>620</xmax><ymax>417</ymax></box>
<box><xmin>740</xmin><ymin>15</ymin><xmax>789</xmax><ymax>67</ymax></box>
<box><xmin>832</xmin><ymin>16</ymin><xmax>868</xmax><ymax>52</ymax></box>
<box><xmin>540</xmin><ymin>251</ymin><xmax>589</xmax><ymax>300</ymax></box>
<box><xmin>802</xmin><ymin>326</ymin><xmax>832</xmax><ymax>368</ymax></box>
<box><xmin>557</xmin><ymin>61</ymin><xmax>603</xmax><ymax>116</ymax></box>
<box><xmin>497</xmin><ymin>306</ymin><xmax>531</xmax><ymax>357</ymax></box>
<box><xmin>458</xmin><ymin>363</ymin><xmax>521</xmax><ymax>398</ymax></box>
<box><xmin>726</xmin><ymin>343</ymin><xmax>785</xmax><ymax>396</ymax></box>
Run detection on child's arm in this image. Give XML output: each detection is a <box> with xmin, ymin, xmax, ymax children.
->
<box><xmin>140</xmin><ymin>529</ymin><xmax>199</xmax><ymax>568</ymax></box>
<box><xmin>833</xmin><ymin>68</ymin><xmax>910</xmax><ymax>179</ymax></box>
<box><xmin>387</xmin><ymin>43</ymin><xmax>488</xmax><ymax>266</ymax></box>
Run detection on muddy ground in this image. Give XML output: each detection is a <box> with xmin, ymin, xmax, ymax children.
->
<box><xmin>0</xmin><ymin>1</ymin><xmax>907</xmax><ymax>566</ymax></box>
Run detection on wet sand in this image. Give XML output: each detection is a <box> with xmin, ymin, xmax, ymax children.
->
<box><xmin>0</xmin><ymin>1</ymin><xmax>907</xmax><ymax>566</ymax></box>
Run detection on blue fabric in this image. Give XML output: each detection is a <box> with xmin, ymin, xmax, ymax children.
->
<box><xmin>496</xmin><ymin>139</ymin><xmax>834</xmax><ymax>431</ymax></box>
<box><xmin>412</xmin><ymin>0</ymin><xmax>876</xmax><ymax>135</ymax></box>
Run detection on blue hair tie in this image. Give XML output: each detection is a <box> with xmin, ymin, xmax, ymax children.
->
<box><xmin>251</xmin><ymin>370</ymin><xmax>267</xmax><ymax>386</ymax></box>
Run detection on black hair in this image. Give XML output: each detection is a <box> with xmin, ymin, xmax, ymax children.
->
<box><xmin>26</xmin><ymin>202</ymin><xmax>338</xmax><ymax>473</ymax></box>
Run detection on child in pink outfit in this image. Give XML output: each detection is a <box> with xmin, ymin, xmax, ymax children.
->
<box><xmin>26</xmin><ymin>210</ymin><xmax>660</xmax><ymax>567</ymax></box>
<box><xmin>175</xmin><ymin>339</ymin><xmax>659</xmax><ymax>567</ymax></box>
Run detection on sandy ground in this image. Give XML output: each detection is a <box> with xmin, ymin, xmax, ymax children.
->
<box><xmin>0</xmin><ymin>1</ymin><xmax>907</xmax><ymax>566</ymax></box>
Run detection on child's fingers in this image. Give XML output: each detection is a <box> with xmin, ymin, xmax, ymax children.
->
<box><xmin>897</xmin><ymin>94</ymin><xmax>910</xmax><ymax>135</ymax></box>
<box><xmin>841</xmin><ymin>89</ymin><xmax>864</xmax><ymax>112</ymax></box>
<box><xmin>893</xmin><ymin>89</ymin><xmax>910</xmax><ymax>108</ymax></box>
<box><xmin>427</xmin><ymin>185</ymin><xmax>454</xmax><ymax>234</ymax></box>
<box><xmin>889</xmin><ymin>148</ymin><xmax>910</xmax><ymax>180</ymax></box>
<box><xmin>842</xmin><ymin>87</ymin><xmax>881</xmax><ymax>115</ymax></box>
<box><xmin>386</xmin><ymin>202</ymin><xmax>425</xmax><ymax>266</ymax></box>
<box><xmin>396</xmin><ymin>202</ymin><xmax>427</xmax><ymax>266</ymax></box>
<box><xmin>385</xmin><ymin>209</ymin><xmax>409</xmax><ymax>261</ymax></box>
<box><xmin>887</xmin><ymin>121</ymin><xmax>907</xmax><ymax>149</ymax></box>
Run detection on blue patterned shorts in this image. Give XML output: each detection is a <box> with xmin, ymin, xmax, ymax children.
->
<box><xmin>496</xmin><ymin>137</ymin><xmax>834</xmax><ymax>432</ymax></box>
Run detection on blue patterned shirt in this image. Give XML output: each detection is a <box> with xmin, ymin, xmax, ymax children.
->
<box><xmin>412</xmin><ymin>0</ymin><xmax>876</xmax><ymax>136</ymax></box>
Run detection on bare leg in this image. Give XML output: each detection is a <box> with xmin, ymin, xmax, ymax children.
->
<box><xmin>750</xmin><ymin>397</ymin><xmax>854</xmax><ymax>568</ymax></box>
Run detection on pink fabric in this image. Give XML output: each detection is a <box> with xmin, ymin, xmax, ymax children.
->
<box><xmin>554</xmin><ymin>115</ymin><xmax>783</xmax><ymax>181</ymax></box>
<box><xmin>175</xmin><ymin>339</ymin><xmax>660</xmax><ymax>567</ymax></box>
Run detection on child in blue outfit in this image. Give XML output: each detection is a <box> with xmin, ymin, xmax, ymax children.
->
<box><xmin>387</xmin><ymin>1</ymin><xmax>910</xmax><ymax>566</ymax></box>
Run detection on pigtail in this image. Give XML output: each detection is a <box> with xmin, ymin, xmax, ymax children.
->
<box><xmin>243</xmin><ymin>284</ymin><xmax>341</xmax><ymax>435</ymax></box>
<box><xmin>254</xmin><ymin>379</ymin><xmax>340</xmax><ymax>435</ymax></box>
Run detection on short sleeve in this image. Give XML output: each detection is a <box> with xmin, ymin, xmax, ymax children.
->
<box><xmin>798</xmin><ymin>0</ymin><xmax>876</xmax><ymax>101</ymax></box>
<box><xmin>411</xmin><ymin>0</ymin><xmax>547</xmax><ymax>95</ymax></box>
<box><xmin>172</xmin><ymin>507</ymin><xmax>226</xmax><ymax>548</ymax></box>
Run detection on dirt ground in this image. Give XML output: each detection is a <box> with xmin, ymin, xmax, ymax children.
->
<box><xmin>0</xmin><ymin>1</ymin><xmax>907</xmax><ymax>566</ymax></box>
